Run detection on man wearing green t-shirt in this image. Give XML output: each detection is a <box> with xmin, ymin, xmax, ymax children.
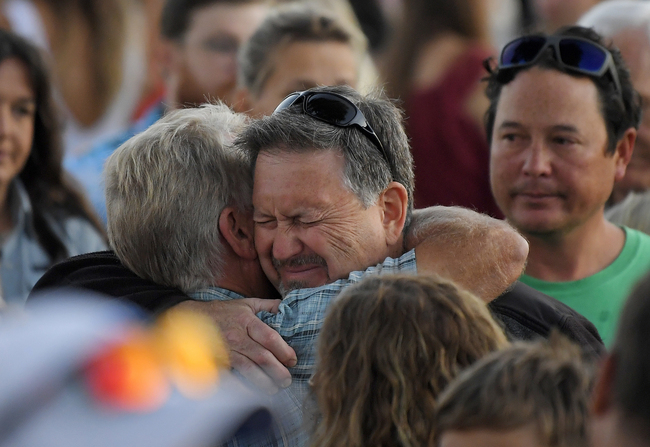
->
<box><xmin>486</xmin><ymin>26</ymin><xmax>650</xmax><ymax>345</ymax></box>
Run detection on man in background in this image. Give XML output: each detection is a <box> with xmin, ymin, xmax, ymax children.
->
<box><xmin>234</xmin><ymin>4</ymin><xmax>363</xmax><ymax>117</ymax></box>
<box><xmin>487</xmin><ymin>26</ymin><xmax>650</xmax><ymax>345</ymax></box>
<box><xmin>66</xmin><ymin>0</ymin><xmax>268</xmax><ymax>223</ymax></box>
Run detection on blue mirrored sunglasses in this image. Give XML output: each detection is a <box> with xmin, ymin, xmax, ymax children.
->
<box><xmin>499</xmin><ymin>35</ymin><xmax>622</xmax><ymax>98</ymax></box>
<box><xmin>273</xmin><ymin>91</ymin><xmax>390</xmax><ymax>167</ymax></box>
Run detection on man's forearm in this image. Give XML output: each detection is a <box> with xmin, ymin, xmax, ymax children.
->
<box><xmin>405</xmin><ymin>206</ymin><xmax>529</xmax><ymax>302</ymax></box>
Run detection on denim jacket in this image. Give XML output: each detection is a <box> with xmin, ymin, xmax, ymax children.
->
<box><xmin>1</xmin><ymin>180</ymin><xmax>107</xmax><ymax>305</ymax></box>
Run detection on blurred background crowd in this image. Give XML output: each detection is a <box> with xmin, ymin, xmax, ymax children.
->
<box><xmin>1</xmin><ymin>0</ymin><xmax>646</xmax><ymax>304</ymax></box>
<box><xmin>2</xmin><ymin>0</ymin><xmax>650</xmax><ymax>446</ymax></box>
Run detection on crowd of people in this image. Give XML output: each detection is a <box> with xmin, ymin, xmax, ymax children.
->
<box><xmin>1</xmin><ymin>0</ymin><xmax>650</xmax><ymax>446</ymax></box>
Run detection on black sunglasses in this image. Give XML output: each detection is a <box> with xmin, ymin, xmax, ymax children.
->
<box><xmin>273</xmin><ymin>91</ymin><xmax>389</xmax><ymax>166</ymax></box>
<box><xmin>498</xmin><ymin>34</ymin><xmax>622</xmax><ymax>98</ymax></box>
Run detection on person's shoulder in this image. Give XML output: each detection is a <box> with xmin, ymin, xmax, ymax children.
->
<box><xmin>343</xmin><ymin>249</ymin><xmax>418</xmax><ymax>284</ymax></box>
<box><xmin>621</xmin><ymin>227</ymin><xmax>650</xmax><ymax>267</ymax></box>
<box><xmin>360</xmin><ymin>249</ymin><xmax>417</xmax><ymax>276</ymax></box>
<box><xmin>489</xmin><ymin>281</ymin><xmax>605</xmax><ymax>357</ymax></box>
<box><xmin>29</xmin><ymin>250</ymin><xmax>189</xmax><ymax>314</ymax></box>
<box><xmin>30</xmin><ymin>250</ymin><xmax>126</xmax><ymax>295</ymax></box>
<box><xmin>624</xmin><ymin>226</ymin><xmax>650</xmax><ymax>244</ymax></box>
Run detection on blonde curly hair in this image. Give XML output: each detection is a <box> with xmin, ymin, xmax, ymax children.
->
<box><xmin>310</xmin><ymin>273</ymin><xmax>508</xmax><ymax>447</ymax></box>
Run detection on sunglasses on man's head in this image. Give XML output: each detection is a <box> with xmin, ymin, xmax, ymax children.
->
<box><xmin>273</xmin><ymin>91</ymin><xmax>390</xmax><ymax>166</ymax></box>
<box><xmin>498</xmin><ymin>34</ymin><xmax>622</xmax><ymax>99</ymax></box>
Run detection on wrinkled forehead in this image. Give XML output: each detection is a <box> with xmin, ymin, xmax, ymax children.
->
<box><xmin>251</xmin><ymin>147</ymin><xmax>350</xmax><ymax>205</ymax></box>
<box><xmin>253</xmin><ymin>145</ymin><xmax>345</xmax><ymax>176</ymax></box>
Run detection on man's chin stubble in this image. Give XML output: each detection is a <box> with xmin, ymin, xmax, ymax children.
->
<box><xmin>279</xmin><ymin>280</ymin><xmax>309</xmax><ymax>298</ymax></box>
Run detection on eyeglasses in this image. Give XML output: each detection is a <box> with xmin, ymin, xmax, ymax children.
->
<box><xmin>273</xmin><ymin>91</ymin><xmax>389</xmax><ymax>165</ymax></box>
<box><xmin>498</xmin><ymin>34</ymin><xmax>622</xmax><ymax>98</ymax></box>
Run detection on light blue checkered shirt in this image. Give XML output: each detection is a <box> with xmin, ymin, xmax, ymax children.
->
<box><xmin>191</xmin><ymin>249</ymin><xmax>417</xmax><ymax>446</ymax></box>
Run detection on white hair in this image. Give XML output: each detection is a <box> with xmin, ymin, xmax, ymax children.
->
<box><xmin>105</xmin><ymin>103</ymin><xmax>251</xmax><ymax>293</ymax></box>
<box><xmin>578</xmin><ymin>1</ymin><xmax>650</xmax><ymax>41</ymax></box>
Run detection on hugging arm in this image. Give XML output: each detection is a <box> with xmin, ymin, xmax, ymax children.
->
<box><xmin>175</xmin><ymin>298</ymin><xmax>297</xmax><ymax>395</ymax></box>
<box><xmin>406</xmin><ymin>206</ymin><xmax>529</xmax><ymax>302</ymax></box>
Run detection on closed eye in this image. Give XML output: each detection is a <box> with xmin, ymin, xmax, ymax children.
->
<box><xmin>297</xmin><ymin>219</ymin><xmax>322</xmax><ymax>227</ymax></box>
<box><xmin>253</xmin><ymin>217</ymin><xmax>276</xmax><ymax>227</ymax></box>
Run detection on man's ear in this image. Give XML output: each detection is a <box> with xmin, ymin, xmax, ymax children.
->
<box><xmin>232</xmin><ymin>88</ymin><xmax>254</xmax><ymax>115</ymax></box>
<box><xmin>592</xmin><ymin>353</ymin><xmax>617</xmax><ymax>416</ymax></box>
<box><xmin>379</xmin><ymin>182</ymin><xmax>409</xmax><ymax>245</ymax></box>
<box><xmin>614</xmin><ymin>128</ymin><xmax>636</xmax><ymax>182</ymax></box>
<box><xmin>218</xmin><ymin>207</ymin><xmax>257</xmax><ymax>260</ymax></box>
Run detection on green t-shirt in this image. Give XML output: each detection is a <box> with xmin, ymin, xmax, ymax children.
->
<box><xmin>520</xmin><ymin>227</ymin><xmax>650</xmax><ymax>346</ymax></box>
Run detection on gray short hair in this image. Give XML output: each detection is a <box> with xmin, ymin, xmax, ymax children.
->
<box><xmin>234</xmin><ymin>85</ymin><xmax>414</xmax><ymax>227</ymax></box>
<box><xmin>105</xmin><ymin>103</ymin><xmax>251</xmax><ymax>293</ymax></box>
<box><xmin>238</xmin><ymin>4</ymin><xmax>363</xmax><ymax>97</ymax></box>
<box><xmin>578</xmin><ymin>1</ymin><xmax>650</xmax><ymax>41</ymax></box>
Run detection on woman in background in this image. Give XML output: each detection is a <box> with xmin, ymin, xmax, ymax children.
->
<box><xmin>1</xmin><ymin>0</ymin><xmax>149</xmax><ymax>156</ymax></box>
<box><xmin>310</xmin><ymin>274</ymin><xmax>508</xmax><ymax>447</ymax></box>
<box><xmin>382</xmin><ymin>0</ymin><xmax>502</xmax><ymax>217</ymax></box>
<box><xmin>0</xmin><ymin>29</ymin><xmax>106</xmax><ymax>305</ymax></box>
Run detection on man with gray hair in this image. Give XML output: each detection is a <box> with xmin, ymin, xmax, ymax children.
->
<box><xmin>105</xmin><ymin>104</ymin><xmax>262</xmax><ymax>296</ymax></box>
<box><xmin>238</xmin><ymin>84</ymin><xmax>519</xmax><ymax>300</ymax></box>
<box><xmin>579</xmin><ymin>1</ymin><xmax>650</xmax><ymax>204</ymax></box>
<box><xmin>234</xmin><ymin>3</ymin><xmax>364</xmax><ymax>117</ymax></box>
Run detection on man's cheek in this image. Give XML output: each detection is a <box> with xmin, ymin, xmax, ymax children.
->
<box><xmin>317</xmin><ymin>223</ymin><xmax>367</xmax><ymax>261</ymax></box>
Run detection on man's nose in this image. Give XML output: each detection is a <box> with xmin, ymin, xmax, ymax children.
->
<box><xmin>272</xmin><ymin>225</ymin><xmax>303</xmax><ymax>261</ymax></box>
<box><xmin>522</xmin><ymin>141</ymin><xmax>552</xmax><ymax>177</ymax></box>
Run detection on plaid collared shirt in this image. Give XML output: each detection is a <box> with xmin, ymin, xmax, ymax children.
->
<box><xmin>191</xmin><ymin>249</ymin><xmax>417</xmax><ymax>446</ymax></box>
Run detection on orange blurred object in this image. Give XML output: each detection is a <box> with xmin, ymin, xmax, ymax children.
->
<box><xmin>84</xmin><ymin>308</ymin><xmax>230</xmax><ymax>411</ymax></box>
<box><xmin>155</xmin><ymin>307</ymin><xmax>230</xmax><ymax>397</ymax></box>
<box><xmin>85</xmin><ymin>330</ymin><xmax>170</xmax><ymax>412</ymax></box>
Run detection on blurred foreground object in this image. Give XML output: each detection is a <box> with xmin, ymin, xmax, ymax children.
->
<box><xmin>0</xmin><ymin>291</ymin><xmax>275</xmax><ymax>447</ymax></box>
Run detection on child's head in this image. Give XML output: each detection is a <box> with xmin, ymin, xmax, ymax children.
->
<box><xmin>435</xmin><ymin>333</ymin><xmax>595</xmax><ymax>447</ymax></box>
<box><xmin>310</xmin><ymin>274</ymin><xmax>508</xmax><ymax>447</ymax></box>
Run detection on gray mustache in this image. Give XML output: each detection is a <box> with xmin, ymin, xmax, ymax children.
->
<box><xmin>272</xmin><ymin>255</ymin><xmax>327</xmax><ymax>270</ymax></box>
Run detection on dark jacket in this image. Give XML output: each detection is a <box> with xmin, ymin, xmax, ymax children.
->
<box><xmin>490</xmin><ymin>282</ymin><xmax>604</xmax><ymax>357</ymax></box>
<box><xmin>29</xmin><ymin>251</ymin><xmax>186</xmax><ymax>315</ymax></box>
<box><xmin>30</xmin><ymin>251</ymin><xmax>605</xmax><ymax>356</ymax></box>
